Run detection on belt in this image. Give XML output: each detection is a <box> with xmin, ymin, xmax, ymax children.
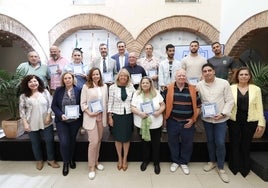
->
<box><xmin>171</xmin><ymin>116</ymin><xmax>187</xmax><ymax>122</ymax></box>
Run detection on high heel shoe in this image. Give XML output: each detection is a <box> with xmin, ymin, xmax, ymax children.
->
<box><xmin>117</xmin><ymin>163</ymin><xmax>122</xmax><ymax>171</ymax></box>
<box><xmin>122</xmin><ymin>163</ymin><xmax>128</xmax><ymax>171</ymax></box>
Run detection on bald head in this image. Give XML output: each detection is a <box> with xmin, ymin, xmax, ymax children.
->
<box><xmin>50</xmin><ymin>45</ymin><xmax>61</xmax><ymax>61</ymax></box>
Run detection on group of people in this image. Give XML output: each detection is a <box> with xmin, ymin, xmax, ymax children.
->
<box><xmin>17</xmin><ymin>40</ymin><xmax>265</xmax><ymax>183</ymax></box>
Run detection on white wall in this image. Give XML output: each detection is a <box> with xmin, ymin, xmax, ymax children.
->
<box><xmin>220</xmin><ymin>0</ymin><xmax>268</xmax><ymax>43</ymax></box>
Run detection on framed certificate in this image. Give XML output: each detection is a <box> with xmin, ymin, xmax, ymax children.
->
<box><xmin>148</xmin><ymin>69</ymin><xmax>157</xmax><ymax>78</ymax></box>
<box><xmin>188</xmin><ymin>77</ymin><xmax>199</xmax><ymax>85</ymax></box>
<box><xmin>65</xmin><ymin>105</ymin><xmax>80</xmax><ymax>119</ymax></box>
<box><xmin>140</xmin><ymin>101</ymin><xmax>155</xmax><ymax>114</ymax></box>
<box><xmin>131</xmin><ymin>73</ymin><xmax>142</xmax><ymax>85</ymax></box>
<box><xmin>202</xmin><ymin>103</ymin><xmax>217</xmax><ymax>117</ymax></box>
<box><xmin>89</xmin><ymin>99</ymin><xmax>103</xmax><ymax>113</ymax></box>
<box><xmin>48</xmin><ymin>64</ymin><xmax>59</xmax><ymax>75</ymax></box>
<box><xmin>103</xmin><ymin>72</ymin><xmax>114</xmax><ymax>83</ymax></box>
<box><xmin>73</xmin><ymin>65</ymin><xmax>83</xmax><ymax>74</ymax></box>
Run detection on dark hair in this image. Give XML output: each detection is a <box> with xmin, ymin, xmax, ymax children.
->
<box><xmin>232</xmin><ymin>67</ymin><xmax>253</xmax><ymax>84</ymax></box>
<box><xmin>190</xmin><ymin>40</ymin><xmax>199</xmax><ymax>46</ymax></box>
<box><xmin>99</xmin><ymin>43</ymin><xmax>107</xmax><ymax>48</ymax></box>
<box><xmin>202</xmin><ymin>63</ymin><xmax>215</xmax><ymax>71</ymax></box>
<box><xmin>145</xmin><ymin>43</ymin><xmax>153</xmax><ymax>50</ymax></box>
<box><xmin>211</xmin><ymin>42</ymin><xmax>220</xmax><ymax>47</ymax></box>
<box><xmin>72</xmin><ymin>47</ymin><xmax>83</xmax><ymax>55</ymax></box>
<box><xmin>20</xmin><ymin>75</ymin><xmax>45</xmax><ymax>97</ymax></box>
<box><xmin>86</xmin><ymin>67</ymin><xmax>104</xmax><ymax>88</ymax></box>
<box><xmin>166</xmin><ymin>44</ymin><xmax>175</xmax><ymax>51</ymax></box>
<box><xmin>116</xmin><ymin>41</ymin><xmax>126</xmax><ymax>47</ymax></box>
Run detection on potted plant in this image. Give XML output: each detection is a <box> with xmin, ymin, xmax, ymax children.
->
<box><xmin>0</xmin><ymin>69</ymin><xmax>26</xmax><ymax>138</ymax></box>
<box><xmin>246</xmin><ymin>61</ymin><xmax>268</xmax><ymax>138</ymax></box>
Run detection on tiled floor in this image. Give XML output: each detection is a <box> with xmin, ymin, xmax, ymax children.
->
<box><xmin>0</xmin><ymin>161</ymin><xmax>267</xmax><ymax>188</ymax></box>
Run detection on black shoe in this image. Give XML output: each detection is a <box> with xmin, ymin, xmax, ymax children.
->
<box><xmin>154</xmin><ymin>164</ymin><xmax>160</xmax><ymax>175</ymax></box>
<box><xmin>140</xmin><ymin>162</ymin><xmax>148</xmax><ymax>171</ymax></box>
<box><xmin>70</xmin><ymin>161</ymin><xmax>76</xmax><ymax>169</ymax></box>
<box><xmin>63</xmin><ymin>163</ymin><xmax>69</xmax><ymax>176</ymax></box>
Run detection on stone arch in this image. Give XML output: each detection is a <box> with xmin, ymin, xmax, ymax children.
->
<box><xmin>225</xmin><ymin>10</ymin><xmax>268</xmax><ymax>58</ymax></box>
<box><xmin>0</xmin><ymin>14</ymin><xmax>47</xmax><ymax>60</ymax></box>
<box><xmin>135</xmin><ymin>15</ymin><xmax>220</xmax><ymax>54</ymax></box>
<box><xmin>48</xmin><ymin>13</ymin><xmax>135</xmax><ymax>51</ymax></box>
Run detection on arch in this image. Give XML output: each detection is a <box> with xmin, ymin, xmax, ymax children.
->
<box><xmin>0</xmin><ymin>14</ymin><xmax>47</xmax><ymax>60</ymax></box>
<box><xmin>48</xmin><ymin>13</ymin><xmax>135</xmax><ymax>51</ymax></box>
<box><xmin>225</xmin><ymin>10</ymin><xmax>268</xmax><ymax>58</ymax></box>
<box><xmin>135</xmin><ymin>15</ymin><xmax>220</xmax><ymax>54</ymax></box>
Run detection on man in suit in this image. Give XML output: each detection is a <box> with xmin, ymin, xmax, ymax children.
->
<box><xmin>90</xmin><ymin>43</ymin><xmax>117</xmax><ymax>85</ymax></box>
<box><xmin>111</xmin><ymin>41</ymin><xmax>129</xmax><ymax>72</ymax></box>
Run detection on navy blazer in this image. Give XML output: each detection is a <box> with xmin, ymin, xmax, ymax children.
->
<box><xmin>111</xmin><ymin>53</ymin><xmax>129</xmax><ymax>72</ymax></box>
<box><xmin>51</xmin><ymin>85</ymin><xmax>82</xmax><ymax>123</ymax></box>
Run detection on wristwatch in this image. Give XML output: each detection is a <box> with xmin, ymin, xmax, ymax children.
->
<box><xmin>221</xmin><ymin>113</ymin><xmax>226</xmax><ymax>117</ymax></box>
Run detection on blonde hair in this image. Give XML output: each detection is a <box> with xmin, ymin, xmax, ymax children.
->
<box><xmin>115</xmin><ymin>68</ymin><xmax>132</xmax><ymax>86</ymax></box>
<box><xmin>61</xmin><ymin>72</ymin><xmax>77</xmax><ymax>86</ymax></box>
<box><xmin>136</xmin><ymin>77</ymin><xmax>157</xmax><ymax>97</ymax></box>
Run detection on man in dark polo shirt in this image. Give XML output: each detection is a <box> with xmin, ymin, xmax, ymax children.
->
<box><xmin>163</xmin><ymin>69</ymin><xmax>201</xmax><ymax>175</ymax></box>
<box><xmin>124</xmin><ymin>52</ymin><xmax>147</xmax><ymax>89</ymax></box>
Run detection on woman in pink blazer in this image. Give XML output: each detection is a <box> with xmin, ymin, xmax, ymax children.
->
<box><xmin>80</xmin><ymin>67</ymin><xmax>108</xmax><ymax>180</ymax></box>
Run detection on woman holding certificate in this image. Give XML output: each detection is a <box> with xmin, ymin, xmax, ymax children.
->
<box><xmin>131</xmin><ymin>77</ymin><xmax>165</xmax><ymax>174</ymax></box>
<box><xmin>51</xmin><ymin>72</ymin><xmax>82</xmax><ymax>176</ymax></box>
<box><xmin>62</xmin><ymin>48</ymin><xmax>89</xmax><ymax>89</ymax></box>
<box><xmin>80</xmin><ymin>67</ymin><xmax>108</xmax><ymax>180</ymax></box>
<box><xmin>228</xmin><ymin>67</ymin><xmax>266</xmax><ymax>177</ymax></box>
<box><xmin>108</xmin><ymin>68</ymin><xmax>136</xmax><ymax>171</ymax></box>
<box><xmin>19</xmin><ymin>75</ymin><xmax>59</xmax><ymax>171</ymax></box>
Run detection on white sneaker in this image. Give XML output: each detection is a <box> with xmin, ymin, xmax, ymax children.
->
<box><xmin>96</xmin><ymin>164</ymin><xmax>104</xmax><ymax>171</ymax></box>
<box><xmin>218</xmin><ymin>169</ymin><xmax>230</xmax><ymax>183</ymax></box>
<box><xmin>88</xmin><ymin>171</ymin><xmax>96</xmax><ymax>180</ymax></box>
<box><xmin>170</xmin><ymin>163</ymin><xmax>179</xmax><ymax>172</ymax></box>
<box><xmin>180</xmin><ymin>164</ymin><xmax>190</xmax><ymax>175</ymax></box>
<box><xmin>203</xmin><ymin>162</ymin><xmax>216</xmax><ymax>172</ymax></box>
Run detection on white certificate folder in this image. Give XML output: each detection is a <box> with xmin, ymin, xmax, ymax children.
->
<box><xmin>65</xmin><ymin>105</ymin><xmax>80</xmax><ymax>119</ymax></box>
<box><xmin>202</xmin><ymin>103</ymin><xmax>217</xmax><ymax>117</ymax></box>
<box><xmin>89</xmin><ymin>99</ymin><xmax>103</xmax><ymax>113</ymax></box>
<box><xmin>140</xmin><ymin>101</ymin><xmax>154</xmax><ymax>114</ymax></box>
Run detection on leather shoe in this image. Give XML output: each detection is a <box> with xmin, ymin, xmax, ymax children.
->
<box><xmin>154</xmin><ymin>164</ymin><xmax>161</xmax><ymax>175</ymax></box>
<box><xmin>62</xmin><ymin>163</ymin><xmax>69</xmax><ymax>176</ymax></box>
<box><xmin>47</xmin><ymin>160</ymin><xmax>60</xmax><ymax>168</ymax></box>
<box><xmin>36</xmin><ymin>161</ymin><xmax>44</xmax><ymax>170</ymax></box>
<box><xmin>69</xmin><ymin>161</ymin><xmax>76</xmax><ymax>169</ymax></box>
<box><xmin>140</xmin><ymin>162</ymin><xmax>149</xmax><ymax>171</ymax></box>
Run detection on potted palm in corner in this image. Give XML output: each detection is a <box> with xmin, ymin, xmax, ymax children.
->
<box><xmin>0</xmin><ymin>69</ymin><xmax>26</xmax><ymax>138</ymax></box>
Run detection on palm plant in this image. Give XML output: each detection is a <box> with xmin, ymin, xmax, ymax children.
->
<box><xmin>0</xmin><ymin>69</ymin><xmax>26</xmax><ymax>120</ymax></box>
<box><xmin>246</xmin><ymin>61</ymin><xmax>268</xmax><ymax>109</ymax></box>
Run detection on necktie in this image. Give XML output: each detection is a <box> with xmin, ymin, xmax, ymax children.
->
<box><xmin>103</xmin><ymin>58</ymin><xmax>107</xmax><ymax>72</ymax></box>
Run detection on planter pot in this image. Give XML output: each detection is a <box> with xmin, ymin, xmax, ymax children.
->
<box><xmin>2</xmin><ymin>119</ymin><xmax>24</xmax><ymax>138</ymax></box>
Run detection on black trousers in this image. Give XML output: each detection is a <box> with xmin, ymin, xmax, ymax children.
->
<box><xmin>228</xmin><ymin>119</ymin><xmax>257</xmax><ymax>177</ymax></box>
<box><xmin>141</xmin><ymin>127</ymin><xmax>162</xmax><ymax>165</ymax></box>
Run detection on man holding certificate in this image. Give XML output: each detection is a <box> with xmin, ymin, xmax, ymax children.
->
<box><xmin>196</xmin><ymin>63</ymin><xmax>234</xmax><ymax>183</ymax></box>
<box><xmin>163</xmin><ymin>69</ymin><xmax>201</xmax><ymax>176</ymax></box>
<box><xmin>124</xmin><ymin>52</ymin><xmax>147</xmax><ymax>89</ymax></box>
<box><xmin>80</xmin><ymin>67</ymin><xmax>108</xmax><ymax>180</ymax></box>
<box><xmin>90</xmin><ymin>43</ymin><xmax>117</xmax><ymax>85</ymax></box>
<box><xmin>131</xmin><ymin>77</ymin><xmax>165</xmax><ymax>174</ymax></box>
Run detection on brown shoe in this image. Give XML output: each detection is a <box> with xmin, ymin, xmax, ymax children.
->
<box><xmin>36</xmin><ymin>161</ymin><xmax>44</xmax><ymax>170</ymax></box>
<box><xmin>47</xmin><ymin>160</ymin><xmax>60</xmax><ymax>168</ymax></box>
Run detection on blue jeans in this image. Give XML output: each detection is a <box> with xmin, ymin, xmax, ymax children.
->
<box><xmin>56</xmin><ymin>119</ymin><xmax>81</xmax><ymax>163</ymax></box>
<box><xmin>28</xmin><ymin>125</ymin><xmax>55</xmax><ymax>161</ymax></box>
<box><xmin>167</xmin><ymin>118</ymin><xmax>195</xmax><ymax>165</ymax></box>
<box><xmin>203</xmin><ymin>121</ymin><xmax>227</xmax><ymax>169</ymax></box>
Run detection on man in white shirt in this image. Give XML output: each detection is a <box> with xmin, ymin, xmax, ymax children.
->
<box><xmin>111</xmin><ymin>41</ymin><xmax>129</xmax><ymax>72</ymax></box>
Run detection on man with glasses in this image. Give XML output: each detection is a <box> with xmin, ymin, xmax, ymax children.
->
<box><xmin>196</xmin><ymin>63</ymin><xmax>234</xmax><ymax>183</ymax></box>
